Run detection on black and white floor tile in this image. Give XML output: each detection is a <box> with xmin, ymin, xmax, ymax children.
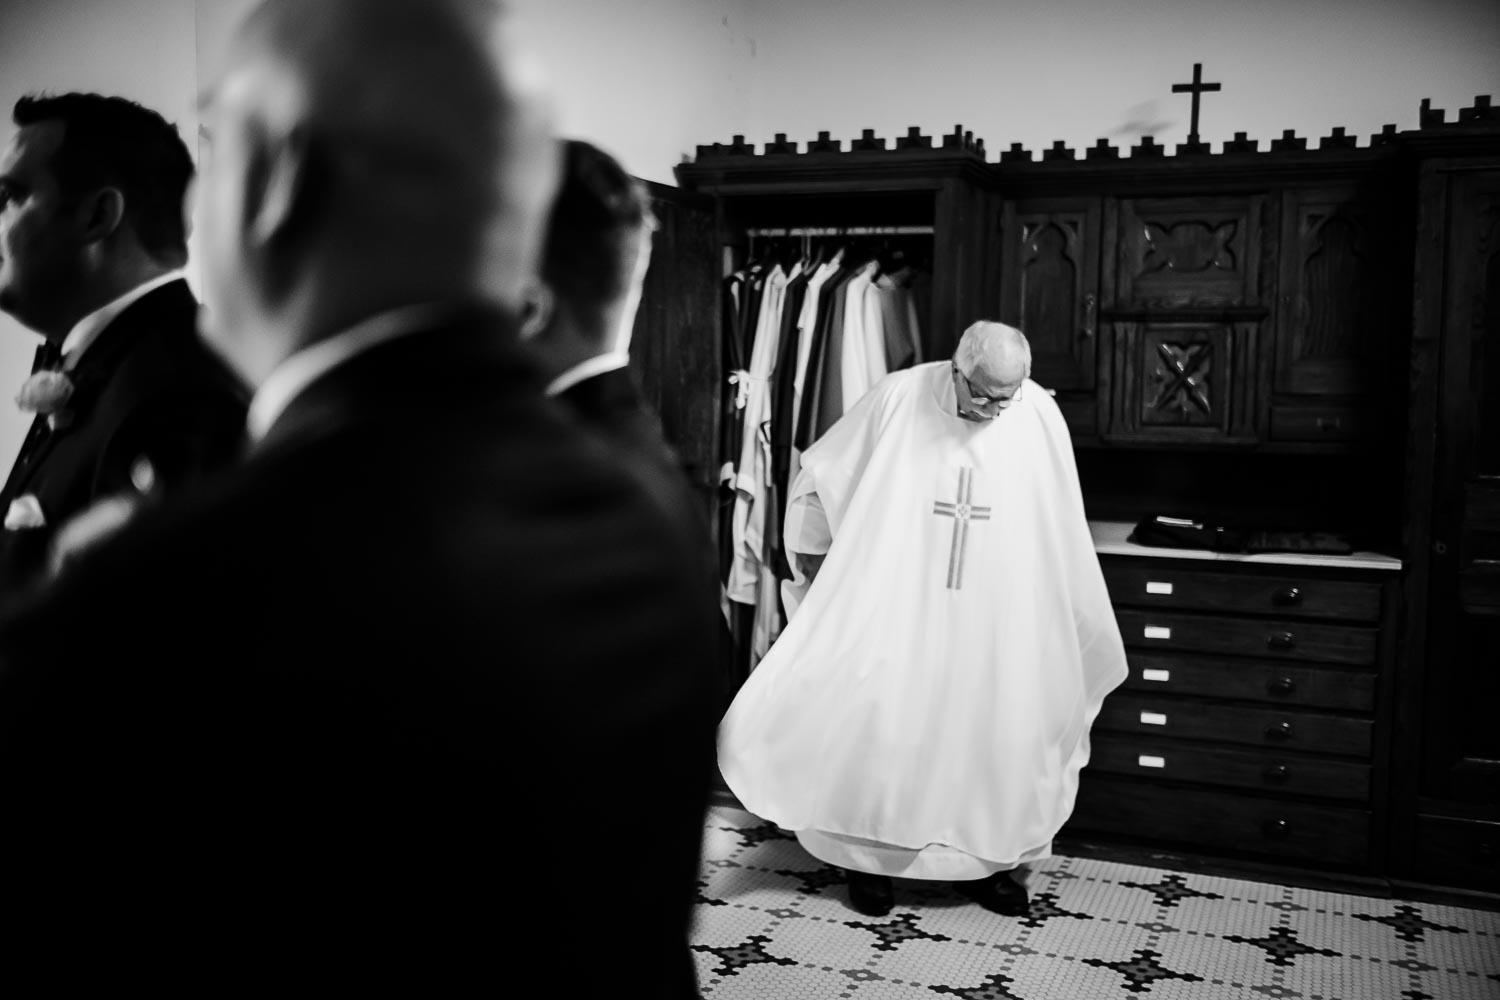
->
<box><xmin>693</xmin><ymin>802</ymin><xmax>1500</xmax><ymax>999</ymax></box>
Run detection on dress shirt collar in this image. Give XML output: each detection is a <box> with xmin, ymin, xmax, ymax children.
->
<box><xmin>545</xmin><ymin>351</ymin><xmax>629</xmax><ymax>397</ymax></box>
<box><xmin>59</xmin><ymin>271</ymin><xmax>183</xmax><ymax>370</ymax></box>
<box><xmin>247</xmin><ymin>301</ymin><xmax>457</xmax><ymax>442</ymax></box>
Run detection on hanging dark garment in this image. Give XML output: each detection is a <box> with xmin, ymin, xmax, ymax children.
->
<box><xmin>766</xmin><ymin>267</ymin><xmax>811</xmax><ymax>582</ymax></box>
<box><xmin>793</xmin><ymin>263</ymin><xmax>853</xmax><ymax>452</ymax></box>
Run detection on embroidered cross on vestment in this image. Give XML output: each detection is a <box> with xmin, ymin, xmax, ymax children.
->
<box><xmin>932</xmin><ymin>466</ymin><xmax>992</xmax><ymax>590</ymax></box>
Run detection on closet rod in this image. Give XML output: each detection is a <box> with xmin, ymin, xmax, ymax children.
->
<box><xmin>744</xmin><ymin>225</ymin><xmax>934</xmax><ymax>237</ymax></box>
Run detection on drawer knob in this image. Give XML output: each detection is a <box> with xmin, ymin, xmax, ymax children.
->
<box><xmin>1261</xmin><ymin>818</ymin><xmax>1291</xmax><ymax>840</ymax></box>
<box><xmin>1267</xmin><ymin>631</ymin><xmax>1297</xmax><ymax>651</ymax></box>
<box><xmin>1263</xmin><ymin>763</ymin><xmax>1290</xmax><ymax>783</ymax></box>
<box><xmin>1265</xmin><ymin>721</ymin><xmax>1294</xmax><ymax>741</ymax></box>
<box><xmin>1272</xmin><ymin>586</ymin><xmax>1302</xmax><ymax>607</ymax></box>
<box><xmin>1267</xmin><ymin>676</ymin><xmax>1296</xmax><ymax>696</ymax></box>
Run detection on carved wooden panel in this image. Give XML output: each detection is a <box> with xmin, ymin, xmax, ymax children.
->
<box><xmin>1469</xmin><ymin>192</ymin><xmax>1500</xmax><ymax>479</ymax></box>
<box><xmin>999</xmin><ymin>197</ymin><xmax>1101</xmax><ymax>392</ymax></box>
<box><xmin>1275</xmin><ymin>186</ymin><xmax>1387</xmax><ymax>396</ymax></box>
<box><xmin>1115</xmin><ymin>196</ymin><xmax>1265</xmax><ymax>309</ymax></box>
<box><xmin>1420</xmin><ymin>168</ymin><xmax>1500</xmax><ymax>812</ymax></box>
<box><xmin>632</xmin><ymin>183</ymin><xmax>721</xmax><ymax>506</ymax></box>
<box><xmin>1106</xmin><ymin>319</ymin><xmax>1260</xmax><ymax>444</ymax></box>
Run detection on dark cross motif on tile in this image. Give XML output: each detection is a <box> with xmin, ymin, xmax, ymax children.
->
<box><xmin>1385</xmin><ymin>957</ymin><xmax>1439</xmax><ymax>973</ymax></box>
<box><xmin>772</xmin><ymin>865</ymin><xmax>845</xmax><ymax>895</ymax></box>
<box><xmin>842</xmin><ymin>911</ymin><xmax>953</xmax><ymax>952</ymax></box>
<box><xmin>929</xmin><ymin>972</ymin><xmax>1025</xmax><ymax>999</ymax></box>
<box><xmin>720</xmin><ymin>821</ymin><xmax>793</xmax><ymax>848</ymax></box>
<box><xmin>1223</xmin><ymin>926</ymin><xmax>1342</xmax><ymax>967</ymax></box>
<box><xmin>1150</xmin><ymin>341</ymin><xmax>1213</xmax><ymax>418</ymax></box>
<box><xmin>1084</xmin><ymin>948</ymin><xmax>1204</xmax><ymax>994</ymax></box>
<box><xmin>1353</xmin><ymin>903</ymin><xmax>1470</xmax><ymax>943</ymax></box>
<box><xmin>1017</xmin><ymin>890</ymin><xmax>1097</xmax><ymax>929</ymax></box>
<box><xmin>1118</xmin><ymin>873</ymin><xmax>1224</xmax><ymax>908</ymax></box>
<box><xmin>694</xmin><ymin>878</ymin><xmax>728</xmax><ymax>907</ymax></box>
<box><xmin>690</xmin><ymin>934</ymin><xmax>799</xmax><ymax>978</ymax></box>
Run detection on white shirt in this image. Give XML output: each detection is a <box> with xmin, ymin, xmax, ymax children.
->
<box><xmin>545</xmin><ymin>352</ymin><xmax>629</xmax><ymax>397</ymax></box>
<box><xmin>246</xmin><ymin>302</ymin><xmax>457</xmax><ymax>442</ymax></box>
<box><xmin>60</xmin><ymin>271</ymin><xmax>184</xmax><ymax>370</ymax></box>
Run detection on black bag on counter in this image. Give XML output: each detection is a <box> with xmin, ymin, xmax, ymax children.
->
<box><xmin>1128</xmin><ymin>515</ymin><xmax>1352</xmax><ymax>555</ymax></box>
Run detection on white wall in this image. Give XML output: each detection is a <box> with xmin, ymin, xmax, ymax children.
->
<box><xmin>738</xmin><ymin>0</ymin><xmax>1500</xmax><ymax>156</ymax></box>
<box><xmin>506</xmin><ymin>0</ymin><xmax>755</xmax><ymax>184</ymax></box>
<box><xmin>2</xmin><ymin>0</ymin><xmax>1499</xmax><ymax>470</ymax></box>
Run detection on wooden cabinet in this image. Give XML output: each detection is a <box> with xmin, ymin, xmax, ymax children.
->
<box><xmin>1065</xmin><ymin>554</ymin><xmax>1398</xmax><ymax>875</ymax></box>
<box><xmin>993</xmin><ymin>151</ymin><xmax>1403</xmax><ymax>454</ymax></box>
<box><xmin>1397</xmin><ymin>107</ymin><xmax>1500</xmax><ymax>894</ymax></box>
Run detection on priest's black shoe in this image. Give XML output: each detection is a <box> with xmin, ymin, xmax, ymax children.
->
<box><xmin>953</xmin><ymin>871</ymin><xmax>1029</xmax><ymax>916</ymax></box>
<box><xmin>844</xmin><ymin>869</ymin><xmax>894</xmax><ymax>917</ymax></box>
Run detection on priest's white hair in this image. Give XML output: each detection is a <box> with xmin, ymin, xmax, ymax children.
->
<box><xmin>954</xmin><ymin>321</ymin><xmax>1030</xmax><ymax>384</ymax></box>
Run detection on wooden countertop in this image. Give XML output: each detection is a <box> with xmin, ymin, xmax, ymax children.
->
<box><xmin>1089</xmin><ymin>520</ymin><xmax>1403</xmax><ymax>572</ymax></box>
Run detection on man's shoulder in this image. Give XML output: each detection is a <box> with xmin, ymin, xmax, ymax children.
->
<box><xmin>867</xmin><ymin>361</ymin><xmax>942</xmax><ymax>411</ymax></box>
<box><xmin>97</xmin><ymin>286</ymin><xmax>245</xmax><ymax>415</ymax></box>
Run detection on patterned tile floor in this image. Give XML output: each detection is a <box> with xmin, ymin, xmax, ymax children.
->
<box><xmin>693</xmin><ymin>802</ymin><xmax>1500</xmax><ymax>999</ymax></box>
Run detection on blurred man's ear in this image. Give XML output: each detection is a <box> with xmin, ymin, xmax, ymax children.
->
<box><xmin>517</xmin><ymin>281</ymin><xmax>554</xmax><ymax>340</ymax></box>
<box><xmin>78</xmin><ymin>187</ymin><xmax>126</xmax><ymax>246</ymax></box>
<box><xmin>248</xmin><ymin>125</ymin><xmax>312</xmax><ymax>250</ymax></box>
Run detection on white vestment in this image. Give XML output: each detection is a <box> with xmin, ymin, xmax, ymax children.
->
<box><xmin>718</xmin><ymin>361</ymin><xmax>1128</xmax><ymax>880</ymax></box>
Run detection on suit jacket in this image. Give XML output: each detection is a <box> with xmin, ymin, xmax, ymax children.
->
<box><xmin>558</xmin><ymin>365</ymin><xmax>735</xmax><ymax>708</ymax></box>
<box><xmin>0</xmin><ymin>306</ymin><xmax>721</xmax><ymax>994</ymax></box>
<box><xmin>0</xmin><ymin>279</ymin><xmax>247</xmax><ymax>607</ymax></box>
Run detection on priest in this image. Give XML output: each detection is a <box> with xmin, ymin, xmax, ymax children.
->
<box><xmin>718</xmin><ymin>320</ymin><xmax>1127</xmax><ymax>918</ymax></box>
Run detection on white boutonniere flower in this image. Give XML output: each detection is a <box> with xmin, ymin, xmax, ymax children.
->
<box><xmin>4</xmin><ymin>494</ymin><xmax>47</xmax><ymax>531</ymax></box>
<box><xmin>16</xmin><ymin>370</ymin><xmax>76</xmax><ymax>430</ymax></box>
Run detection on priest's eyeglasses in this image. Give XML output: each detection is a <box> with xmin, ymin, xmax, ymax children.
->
<box><xmin>952</xmin><ymin>363</ymin><xmax>1023</xmax><ymax>420</ymax></box>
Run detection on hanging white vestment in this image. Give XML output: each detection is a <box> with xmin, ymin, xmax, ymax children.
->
<box><xmin>719</xmin><ymin>361</ymin><xmax>1128</xmax><ymax>879</ymax></box>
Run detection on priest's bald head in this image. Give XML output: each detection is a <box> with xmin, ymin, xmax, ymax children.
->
<box><xmin>193</xmin><ymin>0</ymin><xmax>560</xmax><ymax>386</ymax></box>
<box><xmin>951</xmin><ymin>321</ymin><xmax>1031</xmax><ymax>421</ymax></box>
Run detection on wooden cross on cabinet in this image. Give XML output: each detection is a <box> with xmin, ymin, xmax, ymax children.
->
<box><xmin>1172</xmin><ymin>63</ymin><xmax>1221</xmax><ymax>146</ymax></box>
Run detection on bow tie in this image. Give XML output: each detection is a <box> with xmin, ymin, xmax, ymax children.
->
<box><xmin>31</xmin><ymin>341</ymin><xmax>62</xmax><ymax>374</ymax></box>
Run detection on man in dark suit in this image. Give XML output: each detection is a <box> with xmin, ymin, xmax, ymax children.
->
<box><xmin>0</xmin><ymin>93</ymin><xmax>247</xmax><ymax>606</ymax></box>
<box><xmin>0</xmin><ymin>1</ymin><xmax>720</xmax><ymax>993</ymax></box>
<box><xmin>523</xmin><ymin>138</ymin><xmax>734</xmax><ymax>707</ymax></box>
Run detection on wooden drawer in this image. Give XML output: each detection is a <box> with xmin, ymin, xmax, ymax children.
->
<box><xmin>1087</xmin><ymin>735</ymin><xmax>1371</xmax><ymax>802</ymax></box>
<box><xmin>1066</xmin><ymin>776</ymin><xmax>1370</xmax><ymax>867</ymax></box>
<box><xmin>1116</xmin><ymin>609</ymin><xmax>1378</xmax><ymax>666</ymax></box>
<box><xmin>1120</xmin><ymin>652</ymin><xmax>1376</xmax><ymax>712</ymax></box>
<box><xmin>1414</xmin><ymin>815</ymin><xmax>1500</xmax><ymax>892</ymax></box>
<box><xmin>1270</xmin><ymin>405</ymin><xmax>1370</xmax><ymax>444</ymax></box>
<box><xmin>1097</xmin><ymin>693</ymin><xmax>1373</xmax><ymax>757</ymax></box>
<box><xmin>1104</xmin><ymin>563</ymin><xmax>1381</xmax><ymax>622</ymax></box>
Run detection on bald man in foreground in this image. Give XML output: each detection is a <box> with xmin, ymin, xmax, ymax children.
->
<box><xmin>0</xmin><ymin>1</ymin><xmax>720</xmax><ymax>992</ymax></box>
<box><xmin>719</xmin><ymin>321</ymin><xmax>1128</xmax><ymax>920</ymax></box>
